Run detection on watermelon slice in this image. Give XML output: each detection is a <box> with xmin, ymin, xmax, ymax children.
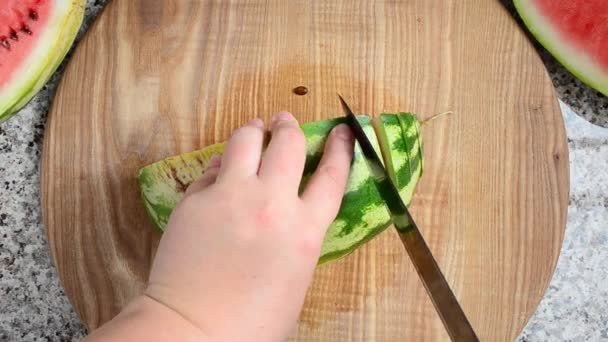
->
<box><xmin>514</xmin><ymin>0</ymin><xmax>608</xmax><ymax>96</ymax></box>
<box><xmin>0</xmin><ymin>0</ymin><xmax>85</xmax><ymax>123</ymax></box>
<box><xmin>137</xmin><ymin>113</ymin><xmax>424</xmax><ymax>264</ymax></box>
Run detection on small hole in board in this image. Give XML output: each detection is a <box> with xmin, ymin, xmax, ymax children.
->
<box><xmin>293</xmin><ymin>86</ymin><xmax>309</xmax><ymax>96</ymax></box>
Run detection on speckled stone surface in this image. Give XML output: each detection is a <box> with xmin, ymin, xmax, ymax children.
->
<box><xmin>0</xmin><ymin>1</ymin><xmax>607</xmax><ymax>341</ymax></box>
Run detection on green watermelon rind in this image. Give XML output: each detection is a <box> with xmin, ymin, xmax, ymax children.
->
<box><xmin>397</xmin><ymin>113</ymin><xmax>423</xmax><ymax>201</ymax></box>
<box><xmin>375</xmin><ymin>114</ymin><xmax>400</xmax><ymax>183</ymax></box>
<box><xmin>137</xmin><ymin>114</ymin><xmax>423</xmax><ymax>265</ymax></box>
<box><xmin>314</xmin><ymin>116</ymin><xmax>393</xmax><ymax>264</ymax></box>
<box><xmin>375</xmin><ymin>113</ymin><xmax>423</xmax><ymax>203</ymax></box>
<box><xmin>0</xmin><ymin>1</ymin><xmax>85</xmax><ymax>123</ymax></box>
<box><xmin>318</xmin><ymin>113</ymin><xmax>423</xmax><ymax>264</ymax></box>
<box><xmin>514</xmin><ymin>0</ymin><xmax>608</xmax><ymax>96</ymax></box>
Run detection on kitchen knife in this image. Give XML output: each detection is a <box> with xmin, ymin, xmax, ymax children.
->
<box><xmin>339</xmin><ymin>95</ymin><xmax>479</xmax><ymax>342</ymax></box>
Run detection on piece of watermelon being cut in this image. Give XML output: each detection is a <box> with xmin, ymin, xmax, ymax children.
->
<box><xmin>0</xmin><ymin>0</ymin><xmax>85</xmax><ymax>123</ymax></box>
<box><xmin>137</xmin><ymin>114</ymin><xmax>424</xmax><ymax>264</ymax></box>
<box><xmin>514</xmin><ymin>0</ymin><xmax>608</xmax><ymax>96</ymax></box>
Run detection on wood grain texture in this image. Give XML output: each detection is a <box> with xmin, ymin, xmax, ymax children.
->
<box><xmin>41</xmin><ymin>0</ymin><xmax>569</xmax><ymax>340</ymax></box>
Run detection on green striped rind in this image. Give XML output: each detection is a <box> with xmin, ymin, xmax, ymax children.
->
<box><xmin>137</xmin><ymin>143</ymin><xmax>226</xmax><ymax>231</ymax></box>
<box><xmin>137</xmin><ymin>114</ymin><xmax>423</xmax><ymax>264</ymax></box>
<box><xmin>397</xmin><ymin>113</ymin><xmax>423</xmax><ymax>201</ymax></box>
<box><xmin>376</xmin><ymin>113</ymin><xmax>423</xmax><ymax>203</ymax></box>
<box><xmin>301</xmin><ymin>116</ymin><xmax>393</xmax><ymax>264</ymax></box>
<box><xmin>375</xmin><ymin>114</ymin><xmax>399</xmax><ymax>183</ymax></box>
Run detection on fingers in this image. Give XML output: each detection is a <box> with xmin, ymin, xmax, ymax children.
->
<box><xmin>216</xmin><ymin>118</ymin><xmax>265</xmax><ymax>182</ymax></box>
<box><xmin>258</xmin><ymin>112</ymin><xmax>307</xmax><ymax>193</ymax></box>
<box><xmin>185</xmin><ymin>155</ymin><xmax>222</xmax><ymax>196</ymax></box>
<box><xmin>301</xmin><ymin>124</ymin><xmax>354</xmax><ymax>226</ymax></box>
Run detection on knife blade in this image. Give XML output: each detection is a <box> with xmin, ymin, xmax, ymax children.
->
<box><xmin>339</xmin><ymin>95</ymin><xmax>479</xmax><ymax>342</ymax></box>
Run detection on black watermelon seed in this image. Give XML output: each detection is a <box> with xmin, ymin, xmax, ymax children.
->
<box><xmin>22</xmin><ymin>25</ymin><xmax>32</xmax><ymax>35</ymax></box>
<box><xmin>29</xmin><ymin>10</ymin><xmax>39</xmax><ymax>21</ymax></box>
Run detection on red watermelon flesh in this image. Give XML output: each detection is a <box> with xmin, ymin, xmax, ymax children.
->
<box><xmin>535</xmin><ymin>0</ymin><xmax>608</xmax><ymax>70</ymax></box>
<box><xmin>0</xmin><ymin>1</ymin><xmax>53</xmax><ymax>88</ymax></box>
<box><xmin>515</xmin><ymin>0</ymin><xmax>608</xmax><ymax>96</ymax></box>
<box><xmin>0</xmin><ymin>0</ymin><xmax>84</xmax><ymax>123</ymax></box>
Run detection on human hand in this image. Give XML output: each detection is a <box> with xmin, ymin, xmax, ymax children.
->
<box><xmin>147</xmin><ymin>111</ymin><xmax>354</xmax><ymax>341</ymax></box>
<box><xmin>88</xmin><ymin>111</ymin><xmax>354</xmax><ymax>341</ymax></box>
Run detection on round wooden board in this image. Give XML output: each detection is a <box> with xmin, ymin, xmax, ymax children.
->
<box><xmin>42</xmin><ymin>0</ymin><xmax>569</xmax><ymax>340</ymax></box>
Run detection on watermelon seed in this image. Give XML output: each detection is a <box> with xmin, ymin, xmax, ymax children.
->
<box><xmin>29</xmin><ymin>10</ymin><xmax>39</xmax><ymax>21</ymax></box>
<box><xmin>9</xmin><ymin>30</ymin><xmax>18</xmax><ymax>41</ymax></box>
<box><xmin>21</xmin><ymin>25</ymin><xmax>32</xmax><ymax>35</ymax></box>
<box><xmin>0</xmin><ymin>38</ymin><xmax>10</xmax><ymax>51</ymax></box>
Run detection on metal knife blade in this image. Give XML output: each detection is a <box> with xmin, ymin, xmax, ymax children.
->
<box><xmin>338</xmin><ymin>95</ymin><xmax>479</xmax><ymax>342</ymax></box>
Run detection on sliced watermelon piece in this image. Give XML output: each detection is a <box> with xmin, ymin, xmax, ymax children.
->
<box><xmin>0</xmin><ymin>0</ymin><xmax>85</xmax><ymax>123</ymax></box>
<box><xmin>514</xmin><ymin>0</ymin><xmax>608</xmax><ymax>96</ymax></box>
<box><xmin>137</xmin><ymin>114</ymin><xmax>424</xmax><ymax>264</ymax></box>
<box><xmin>374</xmin><ymin>113</ymin><xmax>423</xmax><ymax>202</ymax></box>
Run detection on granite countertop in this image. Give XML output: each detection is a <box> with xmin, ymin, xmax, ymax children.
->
<box><xmin>1</xmin><ymin>1</ymin><xmax>607</xmax><ymax>341</ymax></box>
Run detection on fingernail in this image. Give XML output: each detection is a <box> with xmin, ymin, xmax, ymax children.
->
<box><xmin>272</xmin><ymin>111</ymin><xmax>294</xmax><ymax>123</ymax></box>
<box><xmin>332</xmin><ymin>124</ymin><xmax>353</xmax><ymax>141</ymax></box>
<box><xmin>207</xmin><ymin>154</ymin><xmax>221</xmax><ymax>168</ymax></box>
<box><xmin>248</xmin><ymin>118</ymin><xmax>264</xmax><ymax>129</ymax></box>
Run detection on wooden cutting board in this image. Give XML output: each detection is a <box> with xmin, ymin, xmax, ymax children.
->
<box><xmin>41</xmin><ymin>0</ymin><xmax>569</xmax><ymax>340</ymax></box>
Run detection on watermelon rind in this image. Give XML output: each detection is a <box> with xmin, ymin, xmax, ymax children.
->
<box><xmin>375</xmin><ymin>113</ymin><xmax>423</xmax><ymax>203</ymax></box>
<box><xmin>514</xmin><ymin>0</ymin><xmax>608</xmax><ymax>96</ymax></box>
<box><xmin>137</xmin><ymin>114</ymin><xmax>424</xmax><ymax>264</ymax></box>
<box><xmin>0</xmin><ymin>0</ymin><xmax>85</xmax><ymax>123</ymax></box>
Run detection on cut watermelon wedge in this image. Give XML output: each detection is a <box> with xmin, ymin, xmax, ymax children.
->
<box><xmin>137</xmin><ymin>114</ymin><xmax>424</xmax><ymax>264</ymax></box>
<box><xmin>514</xmin><ymin>0</ymin><xmax>608</xmax><ymax>96</ymax></box>
<box><xmin>0</xmin><ymin>0</ymin><xmax>85</xmax><ymax>123</ymax></box>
